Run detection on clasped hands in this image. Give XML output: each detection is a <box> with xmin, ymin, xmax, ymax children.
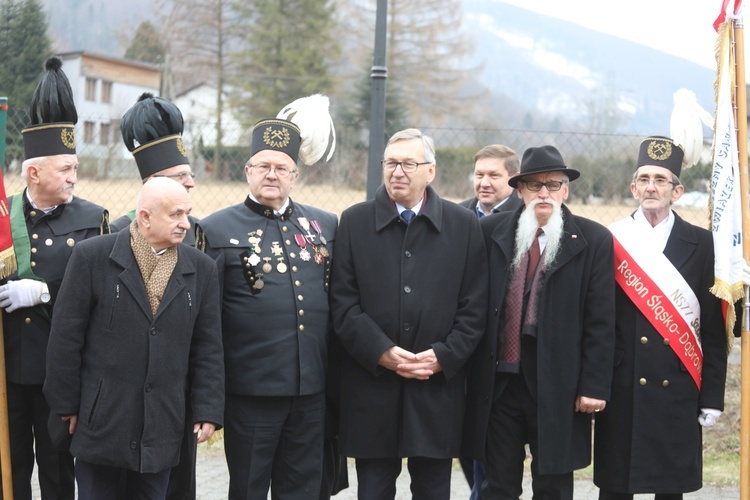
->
<box><xmin>379</xmin><ymin>346</ymin><xmax>442</xmax><ymax>380</ymax></box>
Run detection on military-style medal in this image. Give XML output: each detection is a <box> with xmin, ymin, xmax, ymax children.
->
<box><xmin>277</xmin><ymin>262</ymin><xmax>288</xmax><ymax>273</ymax></box>
<box><xmin>262</xmin><ymin>257</ymin><xmax>273</xmax><ymax>274</ymax></box>
<box><xmin>300</xmin><ymin>248</ymin><xmax>311</xmax><ymax>261</ymax></box>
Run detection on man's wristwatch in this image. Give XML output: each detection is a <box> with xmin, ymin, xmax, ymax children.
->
<box><xmin>40</xmin><ymin>283</ymin><xmax>51</xmax><ymax>304</ymax></box>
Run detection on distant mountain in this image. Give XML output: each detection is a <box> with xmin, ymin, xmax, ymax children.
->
<box><xmin>463</xmin><ymin>0</ymin><xmax>717</xmax><ymax>133</ymax></box>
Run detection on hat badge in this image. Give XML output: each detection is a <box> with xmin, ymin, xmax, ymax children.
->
<box><xmin>176</xmin><ymin>136</ymin><xmax>187</xmax><ymax>157</ymax></box>
<box><xmin>61</xmin><ymin>128</ymin><xmax>76</xmax><ymax>150</ymax></box>
<box><xmin>263</xmin><ymin>126</ymin><xmax>291</xmax><ymax>149</ymax></box>
<box><xmin>647</xmin><ymin>139</ymin><xmax>672</xmax><ymax>161</ymax></box>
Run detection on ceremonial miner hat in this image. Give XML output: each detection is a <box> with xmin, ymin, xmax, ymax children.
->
<box><xmin>22</xmin><ymin>56</ymin><xmax>78</xmax><ymax>159</ymax></box>
<box><xmin>508</xmin><ymin>145</ymin><xmax>580</xmax><ymax>188</ymax></box>
<box><xmin>637</xmin><ymin>136</ymin><xmax>684</xmax><ymax>178</ymax></box>
<box><xmin>250</xmin><ymin>94</ymin><xmax>336</xmax><ymax>166</ymax></box>
<box><xmin>120</xmin><ymin>93</ymin><xmax>189</xmax><ymax>179</ymax></box>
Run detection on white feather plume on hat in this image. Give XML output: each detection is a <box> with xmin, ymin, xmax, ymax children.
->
<box><xmin>669</xmin><ymin>88</ymin><xmax>713</xmax><ymax>169</ymax></box>
<box><xmin>277</xmin><ymin>94</ymin><xmax>336</xmax><ymax>165</ymax></box>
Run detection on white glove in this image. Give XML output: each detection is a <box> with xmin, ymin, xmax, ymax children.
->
<box><xmin>0</xmin><ymin>280</ymin><xmax>44</xmax><ymax>313</ymax></box>
<box><xmin>698</xmin><ymin>408</ymin><xmax>722</xmax><ymax>427</ymax></box>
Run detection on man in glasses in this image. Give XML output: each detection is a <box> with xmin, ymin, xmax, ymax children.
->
<box><xmin>464</xmin><ymin>145</ymin><xmax>615</xmax><ymax>499</ymax></box>
<box><xmin>330</xmin><ymin>128</ymin><xmax>487</xmax><ymax>499</ymax></box>
<box><xmin>196</xmin><ymin>98</ymin><xmax>337</xmax><ymax>499</ymax></box>
<box><xmin>594</xmin><ymin>136</ymin><xmax>727</xmax><ymax>499</ymax></box>
<box><xmin>111</xmin><ymin>93</ymin><xmax>199</xmax><ymax>246</ymax></box>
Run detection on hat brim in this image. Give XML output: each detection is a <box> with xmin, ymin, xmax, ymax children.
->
<box><xmin>507</xmin><ymin>166</ymin><xmax>580</xmax><ymax>188</ymax></box>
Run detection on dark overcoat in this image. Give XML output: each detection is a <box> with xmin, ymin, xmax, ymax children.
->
<box><xmin>463</xmin><ymin>204</ymin><xmax>615</xmax><ymax>475</ymax></box>
<box><xmin>43</xmin><ymin>228</ymin><xmax>225</xmax><ymax>473</ymax></box>
<box><xmin>459</xmin><ymin>191</ymin><xmax>523</xmax><ymax>215</ymax></box>
<box><xmin>329</xmin><ymin>185</ymin><xmax>487</xmax><ymax>459</ymax></box>
<box><xmin>593</xmin><ymin>213</ymin><xmax>727</xmax><ymax>494</ymax></box>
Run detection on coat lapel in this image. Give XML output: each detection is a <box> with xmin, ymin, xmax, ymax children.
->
<box><xmin>110</xmin><ymin>229</ymin><xmax>153</xmax><ymax>320</ymax></box>
<box><xmin>154</xmin><ymin>248</ymin><xmax>194</xmax><ymax>321</ymax></box>
<box><xmin>663</xmin><ymin>212</ymin><xmax>697</xmax><ymax>270</ymax></box>
<box><xmin>545</xmin><ymin>206</ymin><xmax>587</xmax><ymax>276</ymax></box>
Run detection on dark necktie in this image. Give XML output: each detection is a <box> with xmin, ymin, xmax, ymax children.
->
<box><xmin>401</xmin><ymin>209</ymin><xmax>416</xmax><ymax>224</ymax></box>
<box><xmin>525</xmin><ymin>228</ymin><xmax>544</xmax><ymax>285</ymax></box>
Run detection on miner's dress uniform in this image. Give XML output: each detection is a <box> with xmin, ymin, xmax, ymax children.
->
<box><xmin>3</xmin><ymin>191</ymin><xmax>108</xmax><ymax>499</ymax></box>
<box><xmin>196</xmin><ymin>197</ymin><xmax>336</xmax><ymax>499</ymax></box>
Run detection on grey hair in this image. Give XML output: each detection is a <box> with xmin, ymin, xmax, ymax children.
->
<box><xmin>21</xmin><ymin>157</ymin><xmax>46</xmax><ymax>181</ymax></box>
<box><xmin>631</xmin><ymin>169</ymin><xmax>682</xmax><ymax>187</ymax></box>
<box><xmin>385</xmin><ymin>128</ymin><xmax>436</xmax><ymax>164</ymax></box>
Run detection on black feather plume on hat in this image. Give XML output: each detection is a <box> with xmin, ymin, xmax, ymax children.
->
<box><xmin>120</xmin><ymin>92</ymin><xmax>184</xmax><ymax>152</ymax></box>
<box><xmin>28</xmin><ymin>56</ymin><xmax>78</xmax><ymax>125</ymax></box>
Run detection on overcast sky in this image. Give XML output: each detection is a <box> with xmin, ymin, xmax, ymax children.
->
<box><xmin>496</xmin><ymin>0</ymin><xmax>730</xmax><ymax>70</ymax></box>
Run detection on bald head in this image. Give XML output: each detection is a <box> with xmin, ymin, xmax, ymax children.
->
<box><xmin>137</xmin><ymin>177</ymin><xmax>192</xmax><ymax>251</ymax></box>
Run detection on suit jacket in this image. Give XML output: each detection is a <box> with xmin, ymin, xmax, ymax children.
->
<box><xmin>593</xmin><ymin>213</ymin><xmax>727</xmax><ymax>494</ymax></box>
<box><xmin>44</xmin><ymin>228</ymin><xmax>224</xmax><ymax>473</ymax></box>
<box><xmin>196</xmin><ymin>197</ymin><xmax>337</xmax><ymax>397</ymax></box>
<box><xmin>463</xmin><ymin>204</ymin><xmax>615</xmax><ymax>475</ymax></box>
<box><xmin>329</xmin><ymin>185</ymin><xmax>487</xmax><ymax>459</ymax></box>
<box><xmin>3</xmin><ymin>192</ymin><xmax>108</xmax><ymax>384</ymax></box>
<box><xmin>459</xmin><ymin>191</ymin><xmax>523</xmax><ymax>217</ymax></box>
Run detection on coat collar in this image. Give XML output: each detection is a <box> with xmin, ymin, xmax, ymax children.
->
<box><xmin>110</xmin><ymin>227</ymin><xmax>196</xmax><ymax>320</ymax></box>
<box><xmin>490</xmin><ymin>204</ymin><xmax>587</xmax><ymax>275</ymax></box>
<box><xmin>374</xmin><ymin>184</ymin><xmax>443</xmax><ymax>232</ymax></box>
<box><xmin>662</xmin><ymin>211</ymin><xmax>697</xmax><ymax>269</ymax></box>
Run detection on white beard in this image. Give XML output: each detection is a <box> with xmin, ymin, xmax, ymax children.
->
<box><xmin>511</xmin><ymin>198</ymin><xmax>565</xmax><ymax>273</ymax></box>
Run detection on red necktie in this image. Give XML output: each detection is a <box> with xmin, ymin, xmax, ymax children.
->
<box><xmin>525</xmin><ymin>228</ymin><xmax>544</xmax><ymax>285</ymax></box>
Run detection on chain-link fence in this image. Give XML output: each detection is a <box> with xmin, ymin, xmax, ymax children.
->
<box><xmin>2</xmin><ymin>111</ymin><xmax>714</xmax><ymax>228</ymax></box>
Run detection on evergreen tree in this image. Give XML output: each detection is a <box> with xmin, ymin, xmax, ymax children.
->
<box><xmin>0</xmin><ymin>0</ymin><xmax>50</xmax><ymax>162</ymax></box>
<box><xmin>230</xmin><ymin>0</ymin><xmax>340</xmax><ymax>122</ymax></box>
<box><xmin>124</xmin><ymin>21</ymin><xmax>166</xmax><ymax>65</ymax></box>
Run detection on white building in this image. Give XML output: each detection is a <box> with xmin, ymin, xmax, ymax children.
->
<box><xmin>58</xmin><ymin>51</ymin><xmax>161</xmax><ymax>177</ymax></box>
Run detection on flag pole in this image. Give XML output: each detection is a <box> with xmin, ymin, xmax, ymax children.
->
<box><xmin>734</xmin><ymin>14</ymin><xmax>750</xmax><ymax>500</ymax></box>
<box><xmin>0</xmin><ymin>97</ymin><xmax>12</xmax><ymax>499</ymax></box>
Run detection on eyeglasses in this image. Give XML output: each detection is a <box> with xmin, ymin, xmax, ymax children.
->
<box><xmin>249</xmin><ymin>164</ymin><xmax>297</xmax><ymax>178</ymax></box>
<box><xmin>154</xmin><ymin>171</ymin><xmax>196</xmax><ymax>181</ymax></box>
<box><xmin>634</xmin><ymin>176</ymin><xmax>674</xmax><ymax>188</ymax></box>
<box><xmin>521</xmin><ymin>180</ymin><xmax>567</xmax><ymax>192</ymax></box>
<box><xmin>381</xmin><ymin>160</ymin><xmax>432</xmax><ymax>173</ymax></box>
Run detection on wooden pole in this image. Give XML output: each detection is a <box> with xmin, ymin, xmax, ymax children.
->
<box><xmin>0</xmin><ymin>96</ymin><xmax>12</xmax><ymax>499</ymax></box>
<box><xmin>735</xmin><ymin>16</ymin><xmax>750</xmax><ymax>500</ymax></box>
<box><xmin>0</xmin><ymin>315</ymin><xmax>12</xmax><ymax>500</ymax></box>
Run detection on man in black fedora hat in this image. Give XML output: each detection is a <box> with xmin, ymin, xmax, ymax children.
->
<box><xmin>0</xmin><ymin>56</ymin><xmax>109</xmax><ymax>499</ymax></box>
<box><xmin>593</xmin><ymin>136</ymin><xmax>727</xmax><ymax>499</ymax></box>
<box><xmin>463</xmin><ymin>145</ymin><xmax>615</xmax><ymax>499</ymax></box>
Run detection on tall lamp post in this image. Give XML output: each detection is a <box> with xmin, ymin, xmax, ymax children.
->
<box><xmin>366</xmin><ymin>0</ymin><xmax>388</xmax><ymax>200</ymax></box>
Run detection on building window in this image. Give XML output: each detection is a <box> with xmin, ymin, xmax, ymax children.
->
<box><xmin>101</xmin><ymin>81</ymin><xmax>112</xmax><ymax>104</ymax></box>
<box><xmin>85</xmin><ymin>78</ymin><xmax>97</xmax><ymax>101</ymax></box>
<box><xmin>84</xmin><ymin>121</ymin><xmax>95</xmax><ymax>143</ymax></box>
<box><xmin>100</xmin><ymin>122</ymin><xmax>110</xmax><ymax>145</ymax></box>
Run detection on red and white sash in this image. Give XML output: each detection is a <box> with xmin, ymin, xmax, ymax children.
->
<box><xmin>609</xmin><ymin>217</ymin><xmax>703</xmax><ymax>389</ymax></box>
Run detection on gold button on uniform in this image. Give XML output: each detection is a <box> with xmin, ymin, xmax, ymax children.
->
<box><xmin>298</xmin><ymin>295</ymin><xmax>303</xmax><ymax>301</ymax></box>
<box><xmin>295</xmin><ymin>280</ymin><xmax>301</xmax><ymax>287</ymax></box>
<box><xmin>299</xmin><ymin>309</ymin><xmax>305</xmax><ymax>317</ymax></box>
<box><xmin>663</xmin><ymin>338</ymin><xmax>670</xmax><ymax>346</ymax></box>
<box><xmin>32</xmin><ymin>234</ymin><xmax>38</xmax><ymax>240</ymax></box>
<box><xmin>30</xmin><ymin>262</ymin><xmax>36</xmax><ymax>267</ymax></box>
<box><xmin>640</xmin><ymin>336</ymin><xmax>648</xmax><ymax>344</ymax></box>
<box><xmin>299</xmin><ymin>325</ymin><xmax>305</xmax><ymax>332</ymax></box>
<box><xmin>29</xmin><ymin>210</ymin><xmax>37</xmax><ymax>217</ymax></box>
<box><xmin>639</xmin><ymin>378</ymin><xmax>647</xmax><ymax>386</ymax></box>
<box><xmin>31</xmin><ymin>248</ymin><xmax>37</xmax><ymax>254</ymax></box>
<box><xmin>292</xmin><ymin>266</ymin><xmax>298</xmax><ymax>272</ymax></box>
<box><xmin>24</xmin><ymin>318</ymin><xmax>31</xmax><ymax>324</ymax></box>
<box><xmin>282</xmin><ymin>226</ymin><xmax>289</xmax><ymax>233</ymax></box>
<box><xmin>285</xmin><ymin>240</ymin><xmax>291</xmax><ymax>245</ymax></box>
<box><xmin>662</xmin><ymin>380</ymin><xmax>670</xmax><ymax>387</ymax></box>
<box><xmin>290</xmin><ymin>253</ymin><xmax>296</xmax><ymax>259</ymax></box>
